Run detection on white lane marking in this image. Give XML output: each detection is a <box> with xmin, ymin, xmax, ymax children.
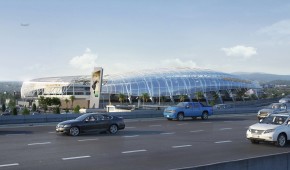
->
<box><xmin>62</xmin><ymin>156</ymin><xmax>91</xmax><ymax>160</ymax></box>
<box><xmin>28</xmin><ymin>142</ymin><xmax>51</xmax><ymax>146</ymax></box>
<box><xmin>122</xmin><ymin>135</ymin><xmax>139</xmax><ymax>138</ymax></box>
<box><xmin>190</xmin><ymin>130</ymin><xmax>204</xmax><ymax>133</ymax></box>
<box><xmin>219</xmin><ymin>128</ymin><xmax>232</xmax><ymax>131</ymax></box>
<box><xmin>48</xmin><ymin>131</ymin><xmax>56</xmax><ymax>134</ymax></box>
<box><xmin>172</xmin><ymin>145</ymin><xmax>192</xmax><ymax>148</ymax></box>
<box><xmin>160</xmin><ymin>132</ymin><xmax>175</xmax><ymax>135</ymax></box>
<box><xmin>125</xmin><ymin>127</ymin><xmax>136</xmax><ymax>129</ymax></box>
<box><xmin>149</xmin><ymin>125</ymin><xmax>162</xmax><ymax>127</ymax></box>
<box><xmin>177</xmin><ymin>123</ymin><xmax>188</xmax><ymax>126</ymax></box>
<box><xmin>215</xmin><ymin>140</ymin><xmax>232</xmax><ymax>144</ymax></box>
<box><xmin>0</xmin><ymin>163</ymin><xmax>19</xmax><ymax>168</ymax></box>
<box><xmin>5</xmin><ymin>134</ymin><xmax>26</xmax><ymax>136</ymax></box>
<box><xmin>122</xmin><ymin>150</ymin><xmax>147</xmax><ymax>154</ymax></box>
<box><xmin>78</xmin><ymin>138</ymin><xmax>99</xmax><ymax>142</ymax></box>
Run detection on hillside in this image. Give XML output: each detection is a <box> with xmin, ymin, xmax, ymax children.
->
<box><xmin>234</xmin><ymin>72</ymin><xmax>290</xmax><ymax>84</ymax></box>
<box><xmin>0</xmin><ymin>81</ymin><xmax>22</xmax><ymax>93</ymax></box>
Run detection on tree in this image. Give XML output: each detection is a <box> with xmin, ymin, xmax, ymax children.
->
<box><xmin>178</xmin><ymin>95</ymin><xmax>186</xmax><ymax>102</ymax></box>
<box><xmin>8</xmin><ymin>99</ymin><xmax>16</xmax><ymax>109</ymax></box>
<box><xmin>70</xmin><ymin>96</ymin><xmax>76</xmax><ymax>109</ymax></box>
<box><xmin>1</xmin><ymin>104</ymin><xmax>6</xmax><ymax>112</ymax></box>
<box><xmin>141</xmin><ymin>93</ymin><xmax>150</xmax><ymax>106</ymax></box>
<box><xmin>12</xmin><ymin>107</ymin><xmax>17</xmax><ymax>115</ymax></box>
<box><xmin>22</xmin><ymin>106</ymin><xmax>30</xmax><ymax>115</ymax></box>
<box><xmin>195</xmin><ymin>91</ymin><xmax>203</xmax><ymax>102</ymax></box>
<box><xmin>117</xmin><ymin>93</ymin><xmax>126</xmax><ymax>104</ymax></box>
<box><xmin>74</xmin><ymin>105</ymin><xmax>81</xmax><ymax>113</ymax></box>
<box><xmin>51</xmin><ymin>97</ymin><xmax>61</xmax><ymax>106</ymax></box>
<box><xmin>65</xmin><ymin>98</ymin><xmax>69</xmax><ymax>109</ymax></box>
<box><xmin>32</xmin><ymin>103</ymin><xmax>37</xmax><ymax>112</ymax></box>
<box><xmin>54</xmin><ymin>107</ymin><xmax>60</xmax><ymax>114</ymax></box>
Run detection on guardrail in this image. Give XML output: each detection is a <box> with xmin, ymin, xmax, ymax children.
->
<box><xmin>0</xmin><ymin>107</ymin><xmax>260</xmax><ymax>125</ymax></box>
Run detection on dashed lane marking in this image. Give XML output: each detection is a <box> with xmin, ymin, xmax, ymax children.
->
<box><xmin>215</xmin><ymin>140</ymin><xmax>232</xmax><ymax>144</ymax></box>
<box><xmin>160</xmin><ymin>132</ymin><xmax>175</xmax><ymax>135</ymax></box>
<box><xmin>219</xmin><ymin>128</ymin><xmax>232</xmax><ymax>131</ymax></box>
<box><xmin>149</xmin><ymin>125</ymin><xmax>162</xmax><ymax>127</ymax></box>
<box><xmin>78</xmin><ymin>138</ymin><xmax>99</xmax><ymax>142</ymax></box>
<box><xmin>172</xmin><ymin>145</ymin><xmax>192</xmax><ymax>148</ymax></box>
<box><xmin>62</xmin><ymin>156</ymin><xmax>91</xmax><ymax>160</ymax></box>
<box><xmin>190</xmin><ymin>130</ymin><xmax>204</xmax><ymax>133</ymax></box>
<box><xmin>28</xmin><ymin>142</ymin><xmax>51</xmax><ymax>146</ymax></box>
<box><xmin>0</xmin><ymin>163</ymin><xmax>19</xmax><ymax>168</ymax></box>
<box><xmin>122</xmin><ymin>135</ymin><xmax>140</xmax><ymax>138</ymax></box>
<box><xmin>122</xmin><ymin>150</ymin><xmax>147</xmax><ymax>154</ymax></box>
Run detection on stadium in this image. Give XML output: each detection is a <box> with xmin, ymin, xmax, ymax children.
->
<box><xmin>20</xmin><ymin>67</ymin><xmax>261</xmax><ymax>108</ymax></box>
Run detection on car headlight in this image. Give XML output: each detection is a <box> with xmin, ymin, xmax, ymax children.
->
<box><xmin>248</xmin><ymin>128</ymin><xmax>251</xmax><ymax>132</ymax></box>
<box><xmin>264</xmin><ymin>129</ymin><xmax>275</xmax><ymax>134</ymax></box>
<box><xmin>63</xmin><ymin>124</ymin><xmax>71</xmax><ymax>128</ymax></box>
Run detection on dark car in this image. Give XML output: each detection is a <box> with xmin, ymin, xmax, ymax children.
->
<box><xmin>56</xmin><ymin>113</ymin><xmax>125</xmax><ymax>136</ymax></box>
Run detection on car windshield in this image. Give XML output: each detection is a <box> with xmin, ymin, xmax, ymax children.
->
<box><xmin>75</xmin><ymin>114</ymin><xmax>90</xmax><ymax>121</ymax></box>
<box><xmin>260</xmin><ymin>115</ymin><xmax>288</xmax><ymax>125</ymax></box>
<box><xmin>266</xmin><ymin>103</ymin><xmax>282</xmax><ymax>109</ymax></box>
<box><xmin>176</xmin><ymin>102</ymin><xmax>186</xmax><ymax>107</ymax></box>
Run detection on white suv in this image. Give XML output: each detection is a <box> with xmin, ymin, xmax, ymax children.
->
<box><xmin>247</xmin><ymin>113</ymin><xmax>290</xmax><ymax>147</ymax></box>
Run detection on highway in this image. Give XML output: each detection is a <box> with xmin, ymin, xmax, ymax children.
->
<box><xmin>1</xmin><ymin>113</ymin><xmax>290</xmax><ymax>170</ymax></box>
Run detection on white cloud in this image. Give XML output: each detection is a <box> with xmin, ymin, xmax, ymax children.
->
<box><xmin>69</xmin><ymin>48</ymin><xmax>98</xmax><ymax>70</ymax></box>
<box><xmin>161</xmin><ymin>58</ymin><xmax>198</xmax><ymax>68</ymax></box>
<box><xmin>259</xmin><ymin>19</ymin><xmax>290</xmax><ymax>36</ymax></box>
<box><xmin>221</xmin><ymin>45</ymin><xmax>257</xmax><ymax>59</ymax></box>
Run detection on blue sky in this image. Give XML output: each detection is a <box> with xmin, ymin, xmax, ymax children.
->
<box><xmin>0</xmin><ymin>0</ymin><xmax>290</xmax><ymax>81</ymax></box>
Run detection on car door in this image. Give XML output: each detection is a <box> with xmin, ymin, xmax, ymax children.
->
<box><xmin>193</xmin><ymin>103</ymin><xmax>202</xmax><ymax>116</ymax></box>
<box><xmin>82</xmin><ymin>115</ymin><xmax>99</xmax><ymax>133</ymax></box>
<box><xmin>94</xmin><ymin>114</ymin><xmax>110</xmax><ymax>132</ymax></box>
<box><xmin>184</xmin><ymin>103</ymin><xmax>193</xmax><ymax>116</ymax></box>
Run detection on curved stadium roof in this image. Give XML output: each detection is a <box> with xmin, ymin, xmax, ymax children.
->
<box><xmin>101</xmin><ymin>67</ymin><xmax>260</xmax><ymax>97</ymax></box>
<box><xmin>21</xmin><ymin>67</ymin><xmax>261</xmax><ymax>98</ymax></box>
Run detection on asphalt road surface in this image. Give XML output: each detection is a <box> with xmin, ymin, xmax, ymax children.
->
<box><xmin>1</xmin><ymin>113</ymin><xmax>290</xmax><ymax>170</ymax></box>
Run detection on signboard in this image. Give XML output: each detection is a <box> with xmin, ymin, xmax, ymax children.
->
<box><xmin>90</xmin><ymin>67</ymin><xmax>103</xmax><ymax>108</ymax></box>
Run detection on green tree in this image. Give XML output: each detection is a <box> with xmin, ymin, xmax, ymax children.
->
<box><xmin>8</xmin><ymin>99</ymin><xmax>16</xmax><ymax>109</ymax></box>
<box><xmin>141</xmin><ymin>93</ymin><xmax>150</xmax><ymax>103</ymax></box>
<box><xmin>70</xmin><ymin>96</ymin><xmax>76</xmax><ymax>109</ymax></box>
<box><xmin>65</xmin><ymin>98</ymin><xmax>69</xmax><ymax>109</ymax></box>
<box><xmin>2</xmin><ymin>104</ymin><xmax>6</xmax><ymax>112</ymax></box>
<box><xmin>12</xmin><ymin>107</ymin><xmax>18</xmax><ymax>115</ymax></box>
<box><xmin>51</xmin><ymin>97</ymin><xmax>61</xmax><ymax>106</ymax></box>
<box><xmin>38</xmin><ymin>96</ymin><xmax>46</xmax><ymax>109</ymax></box>
<box><xmin>54</xmin><ymin>107</ymin><xmax>60</xmax><ymax>114</ymax></box>
<box><xmin>178</xmin><ymin>95</ymin><xmax>186</xmax><ymax>102</ymax></box>
<box><xmin>22</xmin><ymin>106</ymin><xmax>30</xmax><ymax>115</ymax></box>
<box><xmin>195</xmin><ymin>91</ymin><xmax>203</xmax><ymax>102</ymax></box>
<box><xmin>32</xmin><ymin>103</ymin><xmax>37</xmax><ymax>112</ymax></box>
<box><xmin>74</xmin><ymin>105</ymin><xmax>81</xmax><ymax>113</ymax></box>
<box><xmin>117</xmin><ymin>93</ymin><xmax>126</xmax><ymax>104</ymax></box>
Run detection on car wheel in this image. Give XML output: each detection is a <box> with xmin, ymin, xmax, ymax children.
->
<box><xmin>177</xmin><ymin>113</ymin><xmax>184</xmax><ymax>121</ymax></box>
<box><xmin>201</xmin><ymin>112</ymin><xmax>208</xmax><ymax>120</ymax></box>
<box><xmin>276</xmin><ymin>134</ymin><xmax>287</xmax><ymax>147</ymax></box>
<box><xmin>250</xmin><ymin>140</ymin><xmax>259</xmax><ymax>144</ymax></box>
<box><xmin>109</xmin><ymin>124</ymin><xmax>118</xmax><ymax>134</ymax></box>
<box><xmin>69</xmin><ymin>127</ymin><xmax>80</xmax><ymax>136</ymax></box>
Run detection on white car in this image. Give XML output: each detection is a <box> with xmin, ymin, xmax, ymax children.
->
<box><xmin>247</xmin><ymin>113</ymin><xmax>290</xmax><ymax>147</ymax></box>
<box><xmin>256</xmin><ymin>103</ymin><xmax>288</xmax><ymax>120</ymax></box>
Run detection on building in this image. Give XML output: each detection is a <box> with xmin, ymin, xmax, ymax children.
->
<box><xmin>21</xmin><ymin>67</ymin><xmax>261</xmax><ymax>108</ymax></box>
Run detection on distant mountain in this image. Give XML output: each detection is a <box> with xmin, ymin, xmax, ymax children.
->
<box><xmin>233</xmin><ymin>72</ymin><xmax>290</xmax><ymax>84</ymax></box>
<box><xmin>0</xmin><ymin>81</ymin><xmax>22</xmax><ymax>93</ymax></box>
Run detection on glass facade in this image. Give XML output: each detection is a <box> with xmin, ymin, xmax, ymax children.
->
<box><xmin>21</xmin><ymin>68</ymin><xmax>261</xmax><ymax>100</ymax></box>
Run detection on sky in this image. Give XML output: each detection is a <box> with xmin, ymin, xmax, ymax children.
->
<box><xmin>0</xmin><ymin>0</ymin><xmax>290</xmax><ymax>81</ymax></box>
